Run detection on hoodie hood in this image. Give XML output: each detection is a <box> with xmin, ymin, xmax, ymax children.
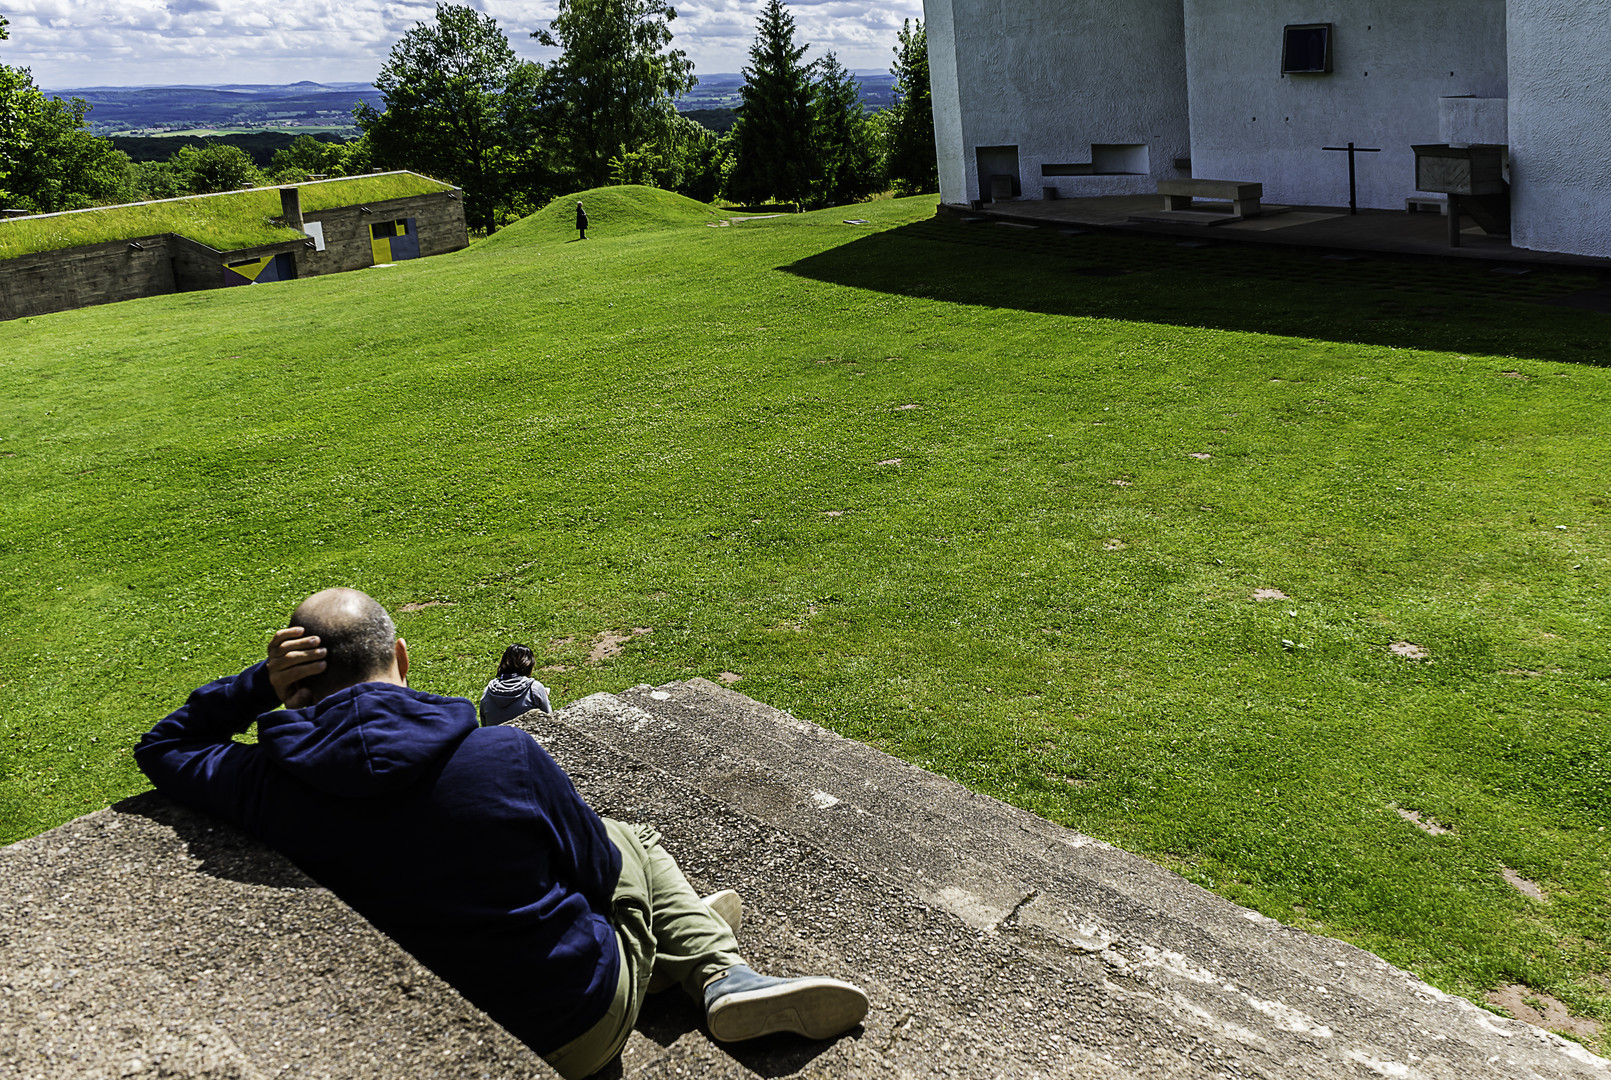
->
<box><xmin>484</xmin><ymin>674</ymin><xmax>540</xmax><ymax>705</ymax></box>
<box><xmin>258</xmin><ymin>682</ymin><xmax>478</xmax><ymax>796</ymax></box>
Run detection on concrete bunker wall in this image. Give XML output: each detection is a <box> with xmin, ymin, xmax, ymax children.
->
<box><xmin>927</xmin><ymin>0</ymin><xmax>1191</xmax><ymax>206</ymax></box>
<box><xmin>0</xmin><ymin>235</ymin><xmax>177</xmax><ymax>321</ymax></box>
<box><xmin>299</xmin><ymin>188</ymin><xmax>469</xmax><ymax>277</ymax></box>
<box><xmin>1182</xmin><ymin>0</ymin><xmax>1509</xmax><ymax>211</ymax></box>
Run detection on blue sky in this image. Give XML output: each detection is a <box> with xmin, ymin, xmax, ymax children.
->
<box><xmin>5</xmin><ymin>0</ymin><xmax>925</xmax><ymax>90</ymax></box>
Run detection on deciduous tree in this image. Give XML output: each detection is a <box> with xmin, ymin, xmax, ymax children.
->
<box><xmin>532</xmin><ymin>0</ymin><xmax>695</xmax><ymax>190</ymax></box>
<box><xmin>0</xmin><ymin>21</ymin><xmax>136</xmax><ymax>214</ymax></box>
<box><xmin>357</xmin><ymin>3</ymin><xmax>530</xmax><ymax>231</ymax></box>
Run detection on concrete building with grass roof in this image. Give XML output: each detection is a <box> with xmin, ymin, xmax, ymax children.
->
<box><xmin>925</xmin><ymin>0</ymin><xmax>1611</xmax><ymax>258</ymax></box>
<box><xmin>0</xmin><ymin>172</ymin><xmax>469</xmax><ymax>321</ymax></box>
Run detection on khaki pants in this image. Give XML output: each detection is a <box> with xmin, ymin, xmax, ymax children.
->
<box><xmin>542</xmin><ymin>820</ymin><xmax>745</xmax><ymax>1079</ymax></box>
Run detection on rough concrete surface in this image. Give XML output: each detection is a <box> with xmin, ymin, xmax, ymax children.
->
<box><xmin>521</xmin><ymin>679</ymin><xmax>1608</xmax><ymax>1080</ymax></box>
<box><xmin>0</xmin><ymin>794</ymin><xmax>554</xmax><ymax>1080</ymax></box>
<box><xmin>3</xmin><ymin>683</ymin><xmax>1606</xmax><ymax>1079</ymax></box>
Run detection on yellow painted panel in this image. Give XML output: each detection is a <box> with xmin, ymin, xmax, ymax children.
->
<box><xmin>229</xmin><ymin>256</ymin><xmax>272</xmax><ymax>282</ymax></box>
<box><xmin>371</xmin><ymin>237</ymin><xmax>392</xmax><ymax>264</ymax></box>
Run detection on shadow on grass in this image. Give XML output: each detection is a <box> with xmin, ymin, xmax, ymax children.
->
<box><xmin>780</xmin><ymin>216</ymin><xmax>1610</xmax><ymax>367</ymax></box>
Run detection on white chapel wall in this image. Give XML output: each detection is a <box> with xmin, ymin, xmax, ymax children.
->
<box><xmin>1182</xmin><ymin>0</ymin><xmax>1508</xmax><ymax>211</ymax></box>
<box><xmin>925</xmin><ymin>0</ymin><xmax>971</xmax><ymax>204</ymax></box>
<box><xmin>923</xmin><ymin>0</ymin><xmax>1191</xmax><ymax>205</ymax></box>
<box><xmin>1506</xmin><ymin>0</ymin><xmax>1611</xmax><ymax>259</ymax></box>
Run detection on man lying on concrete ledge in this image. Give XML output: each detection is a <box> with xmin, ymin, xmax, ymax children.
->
<box><xmin>135</xmin><ymin>587</ymin><xmax>868</xmax><ymax>1079</ymax></box>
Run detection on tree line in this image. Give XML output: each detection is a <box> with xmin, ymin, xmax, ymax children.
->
<box><xmin>0</xmin><ymin>2</ymin><xmax>937</xmax><ymax>225</ymax></box>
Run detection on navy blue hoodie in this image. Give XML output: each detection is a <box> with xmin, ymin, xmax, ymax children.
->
<box><xmin>135</xmin><ymin>661</ymin><xmax>622</xmax><ymax>1055</ymax></box>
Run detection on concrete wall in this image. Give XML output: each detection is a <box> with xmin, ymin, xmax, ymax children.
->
<box><xmin>0</xmin><ymin>235</ymin><xmax>175</xmax><ymax>320</ymax></box>
<box><xmin>299</xmin><ymin>188</ymin><xmax>469</xmax><ymax>277</ymax></box>
<box><xmin>923</xmin><ymin>0</ymin><xmax>1191</xmax><ymax>205</ymax></box>
<box><xmin>1507</xmin><ymin>0</ymin><xmax>1611</xmax><ymax>258</ymax></box>
<box><xmin>1183</xmin><ymin>0</ymin><xmax>1509</xmax><ymax>211</ymax></box>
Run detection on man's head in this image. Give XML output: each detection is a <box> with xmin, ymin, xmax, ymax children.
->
<box><xmin>286</xmin><ymin>588</ymin><xmax>405</xmax><ymax>703</ymax></box>
<box><xmin>497</xmin><ymin>644</ymin><xmax>535</xmax><ymax>678</ymax></box>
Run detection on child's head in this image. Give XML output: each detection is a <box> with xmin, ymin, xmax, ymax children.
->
<box><xmin>497</xmin><ymin>644</ymin><xmax>535</xmax><ymax>678</ymax></box>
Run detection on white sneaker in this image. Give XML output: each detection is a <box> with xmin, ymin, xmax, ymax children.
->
<box><xmin>703</xmin><ymin>965</ymin><xmax>869</xmax><ymax>1042</ymax></box>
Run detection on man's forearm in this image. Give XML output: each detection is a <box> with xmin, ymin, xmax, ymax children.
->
<box><xmin>134</xmin><ymin>660</ymin><xmax>278</xmax><ymax>824</ymax></box>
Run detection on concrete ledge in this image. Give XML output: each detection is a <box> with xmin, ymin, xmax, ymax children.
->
<box><xmin>0</xmin><ymin>794</ymin><xmax>554</xmax><ymax>1080</ymax></box>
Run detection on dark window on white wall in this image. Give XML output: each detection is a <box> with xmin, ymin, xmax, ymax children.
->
<box><xmin>1282</xmin><ymin>24</ymin><xmax>1333</xmax><ymax>74</ymax></box>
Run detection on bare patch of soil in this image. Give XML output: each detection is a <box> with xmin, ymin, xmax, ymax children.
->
<box><xmin>823</xmin><ymin>510</ymin><xmax>847</xmax><ymax>517</ymax></box>
<box><xmin>1110</xmin><ymin>478</ymin><xmax>1133</xmax><ymax>488</ymax></box>
<box><xmin>877</xmin><ymin>458</ymin><xmax>903</xmax><ymax>466</ymax></box>
<box><xmin>1500</xmin><ymin>371</ymin><xmax>1531</xmax><ymax>380</ymax></box>
<box><xmin>548</xmin><ymin>636</ymin><xmax>575</xmax><ymax>649</ymax></box>
<box><xmin>717</xmin><ymin>671</ymin><xmax>743</xmax><ymax>684</ymax></box>
<box><xmin>1103</xmin><ymin>539</ymin><xmax>1128</xmax><ymax>551</ymax></box>
<box><xmin>1486</xmin><ymin>984</ymin><xmax>1601</xmax><ymax>1040</ymax></box>
<box><xmin>1396</xmin><ymin>808</ymin><xmax>1452</xmax><ymax>835</ymax></box>
<box><xmin>1190</xmin><ymin>452</ymin><xmax>1213</xmax><ymax>460</ymax></box>
<box><xmin>894</xmin><ymin>404</ymin><xmax>921</xmax><ymax>410</ymax></box>
<box><xmin>1252</xmin><ymin>588</ymin><xmax>1289</xmax><ymax>601</ymax></box>
<box><xmin>1390</xmin><ymin>641</ymin><xmax>1429</xmax><ymax>660</ymax></box>
<box><xmin>541</xmin><ymin>665</ymin><xmax>572</xmax><ymax>673</ymax></box>
<box><xmin>588</xmin><ymin>627</ymin><xmax>653</xmax><ymax>665</ymax></box>
<box><xmin>398</xmin><ymin>600</ymin><xmax>456</xmax><ymax>612</ymax></box>
<box><xmin>1502</xmin><ymin>867</ymin><xmax>1547</xmax><ymax>901</ymax></box>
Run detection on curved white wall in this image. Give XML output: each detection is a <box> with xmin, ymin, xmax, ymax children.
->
<box><xmin>1182</xmin><ymin>0</ymin><xmax>1508</xmax><ymax>210</ymax></box>
<box><xmin>1507</xmin><ymin>0</ymin><xmax>1611</xmax><ymax>258</ymax></box>
<box><xmin>924</xmin><ymin>0</ymin><xmax>1191</xmax><ymax>205</ymax></box>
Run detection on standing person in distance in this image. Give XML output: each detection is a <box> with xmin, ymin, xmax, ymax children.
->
<box><xmin>576</xmin><ymin>200</ymin><xmax>589</xmax><ymax>240</ymax></box>
<box><xmin>481</xmin><ymin>643</ymin><xmax>553</xmax><ymax>724</ymax></box>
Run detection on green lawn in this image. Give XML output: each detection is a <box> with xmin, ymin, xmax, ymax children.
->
<box><xmin>2</xmin><ymin>186</ymin><xmax>1607</xmax><ymax>1048</ymax></box>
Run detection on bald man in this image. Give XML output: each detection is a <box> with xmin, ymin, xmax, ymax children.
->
<box><xmin>136</xmin><ymin>588</ymin><xmax>867</xmax><ymax>1078</ymax></box>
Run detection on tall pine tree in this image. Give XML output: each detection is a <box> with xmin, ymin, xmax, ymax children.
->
<box><xmin>724</xmin><ymin>0</ymin><xmax>816</xmax><ymax>209</ymax></box>
<box><xmin>884</xmin><ymin>18</ymin><xmax>937</xmax><ymax>195</ymax></box>
<box><xmin>810</xmin><ymin>52</ymin><xmax>882</xmax><ymax>209</ymax></box>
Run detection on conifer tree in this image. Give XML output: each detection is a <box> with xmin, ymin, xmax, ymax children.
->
<box><xmin>724</xmin><ymin>0</ymin><xmax>817</xmax><ymax>209</ymax></box>
<box><xmin>810</xmin><ymin>52</ymin><xmax>882</xmax><ymax>208</ymax></box>
<box><xmin>884</xmin><ymin>18</ymin><xmax>937</xmax><ymax>195</ymax></box>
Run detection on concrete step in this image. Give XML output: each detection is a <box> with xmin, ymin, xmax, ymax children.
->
<box><xmin>517</xmin><ymin>680</ymin><xmax>1607</xmax><ymax>1080</ymax></box>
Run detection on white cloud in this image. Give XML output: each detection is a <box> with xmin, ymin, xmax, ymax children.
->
<box><xmin>6</xmin><ymin>0</ymin><xmax>922</xmax><ymax>88</ymax></box>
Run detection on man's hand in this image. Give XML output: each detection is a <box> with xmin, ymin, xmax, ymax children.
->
<box><xmin>267</xmin><ymin>627</ymin><xmax>326</xmax><ymax>709</ymax></box>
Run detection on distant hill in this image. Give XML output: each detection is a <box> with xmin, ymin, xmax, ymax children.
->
<box><xmin>42</xmin><ymin>82</ymin><xmax>381</xmax><ymax>136</ymax></box>
<box><xmin>47</xmin><ymin>73</ymin><xmax>900</xmax><ymax>137</ymax></box>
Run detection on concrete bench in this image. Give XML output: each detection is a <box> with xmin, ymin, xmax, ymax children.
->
<box><xmin>1158</xmin><ymin>178</ymin><xmax>1263</xmax><ymax>218</ymax></box>
<box><xmin>1407</xmin><ymin>194</ymin><xmax>1450</xmax><ymax>215</ymax></box>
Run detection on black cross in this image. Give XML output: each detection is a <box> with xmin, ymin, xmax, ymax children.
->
<box><xmin>1322</xmin><ymin>142</ymin><xmax>1383</xmax><ymax>214</ymax></box>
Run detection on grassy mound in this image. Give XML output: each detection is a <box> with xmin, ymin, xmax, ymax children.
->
<box><xmin>484</xmin><ymin>185</ymin><xmax>726</xmax><ymax>246</ymax></box>
<box><xmin>0</xmin><ymin>172</ymin><xmax>454</xmax><ymax>259</ymax></box>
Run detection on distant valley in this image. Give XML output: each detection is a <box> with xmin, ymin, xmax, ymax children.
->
<box><xmin>46</xmin><ymin>73</ymin><xmax>898</xmax><ymax>138</ymax></box>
